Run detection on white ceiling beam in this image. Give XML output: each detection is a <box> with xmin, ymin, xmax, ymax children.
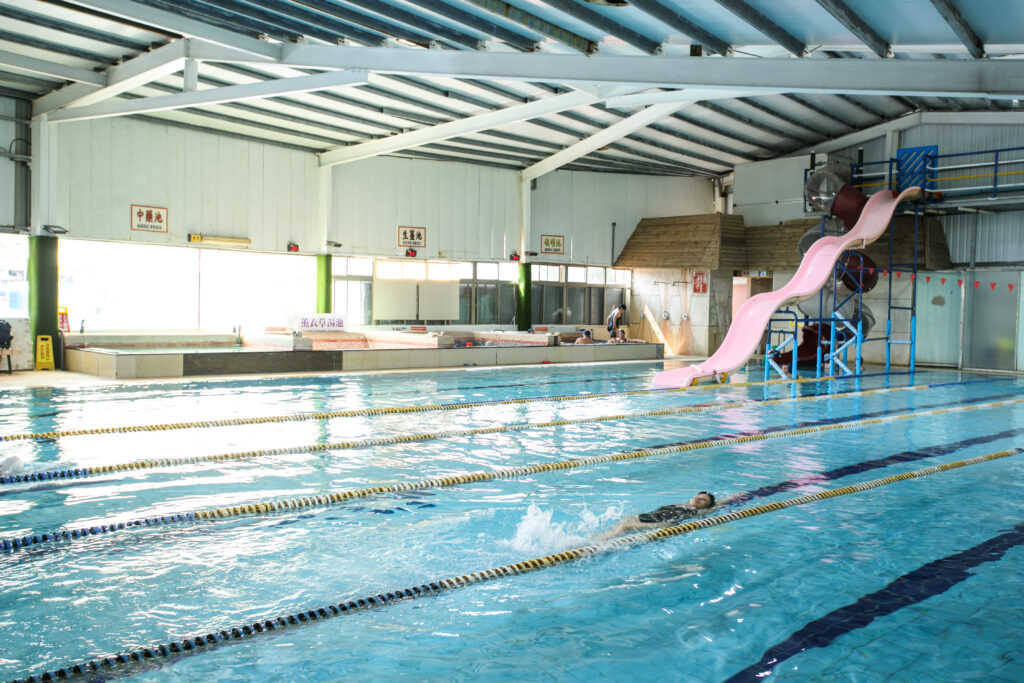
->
<box><xmin>603</xmin><ymin>88</ymin><xmax>784</xmax><ymax>108</ymax></box>
<box><xmin>62</xmin><ymin>0</ymin><xmax>280</xmax><ymax>59</ymax></box>
<box><xmin>279</xmin><ymin>45</ymin><xmax>1024</xmax><ymax>99</ymax></box>
<box><xmin>521</xmin><ymin>101</ymin><xmax>689</xmax><ymax>182</ymax></box>
<box><xmin>47</xmin><ymin>69</ymin><xmax>369</xmax><ymax>123</ymax></box>
<box><xmin>33</xmin><ymin>40</ymin><xmax>190</xmax><ymax>115</ymax></box>
<box><xmin>318</xmin><ymin>90</ymin><xmax>599</xmax><ymax>167</ymax></box>
<box><xmin>0</xmin><ymin>50</ymin><xmax>105</xmax><ymax>86</ymax></box>
<box><xmin>799</xmin><ymin>110</ymin><xmax>1024</xmax><ymax>155</ymax></box>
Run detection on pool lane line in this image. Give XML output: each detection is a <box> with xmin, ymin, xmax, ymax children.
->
<box><xmin>2</xmin><ymin>380</ymin><xmax>954</xmax><ymax>487</ymax></box>
<box><xmin>724</xmin><ymin>519</ymin><xmax>1024</xmax><ymax>682</ymax></box>
<box><xmin>0</xmin><ymin>376</ymin><xmax>830</xmax><ymax>443</ymax></box>
<box><xmin>17</xmin><ymin>447</ymin><xmax>1023</xmax><ymax>683</ymax></box>
<box><xmin>3</xmin><ymin>396</ymin><xmax>1022</xmax><ymax>556</ymax></box>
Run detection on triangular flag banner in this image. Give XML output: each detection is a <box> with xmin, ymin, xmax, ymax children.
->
<box><xmin>910</xmin><ymin>273</ymin><xmax>916</xmax><ymax>280</ymax></box>
<box><xmin>1010</xmin><ymin>284</ymin><xmax>1016</xmax><ymax>292</ymax></box>
<box><xmin>957</xmin><ymin>279</ymin><xmax>963</xmax><ymax>287</ymax></box>
<box><xmin>883</xmin><ymin>270</ymin><xmax>888</xmax><ymax>276</ymax></box>
<box><xmin>926</xmin><ymin>276</ymin><xmax>931</xmax><ymax>283</ymax></box>
<box><xmin>974</xmin><ymin>281</ymin><xmax>981</xmax><ymax>289</ymax></box>
<box><xmin>896</xmin><ymin>272</ymin><xmax>902</xmax><ymax>279</ymax></box>
<box><xmin>868</xmin><ymin>267</ymin><xmax>875</xmax><ymax>275</ymax></box>
<box><xmin>990</xmin><ymin>282</ymin><xmax>997</xmax><ymax>291</ymax></box>
<box><xmin>941</xmin><ymin>278</ymin><xmax>947</xmax><ymax>285</ymax></box>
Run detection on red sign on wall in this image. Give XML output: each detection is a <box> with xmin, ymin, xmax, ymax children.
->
<box><xmin>693</xmin><ymin>272</ymin><xmax>708</xmax><ymax>294</ymax></box>
<box><xmin>131</xmin><ymin>204</ymin><xmax>168</xmax><ymax>232</ymax></box>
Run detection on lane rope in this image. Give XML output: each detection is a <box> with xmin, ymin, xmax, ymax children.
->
<box><xmin>3</xmin><ymin>381</ymin><xmax>943</xmax><ymax>486</ymax></box>
<box><xmin>0</xmin><ymin>376</ymin><xmax>828</xmax><ymax>443</ymax></box>
<box><xmin>4</xmin><ymin>396</ymin><xmax>1022</xmax><ymax>555</ymax></box>
<box><xmin>18</xmin><ymin>446</ymin><xmax>1023</xmax><ymax>683</ymax></box>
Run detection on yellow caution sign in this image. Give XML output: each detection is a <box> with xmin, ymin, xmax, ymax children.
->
<box><xmin>35</xmin><ymin>335</ymin><xmax>55</xmax><ymax>371</ymax></box>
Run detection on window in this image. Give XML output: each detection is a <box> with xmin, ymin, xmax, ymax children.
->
<box><xmin>531</xmin><ymin>264</ymin><xmax>561</xmax><ymax>282</ymax></box>
<box><xmin>453</xmin><ymin>261</ymin><xmax>474</xmax><ymax>280</ymax></box>
<box><xmin>0</xmin><ymin>234</ymin><xmax>28</xmax><ymax>317</ymax></box>
<box><xmin>566</xmin><ymin>266</ymin><xmax>586</xmax><ymax>283</ymax></box>
<box><xmin>612</xmin><ymin>269</ymin><xmax>631</xmax><ymax>287</ymax></box>
<box><xmin>498</xmin><ymin>262</ymin><xmax>518</xmax><ymax>282</ymax></box>
<box><xmin>476</xmin><ymin>262</ymin><xmax>499</xmax><ymax>280</ymax></box>
<box><xmin>566</xmin><ymin>286</ymin><xmax>585</xmax><ymax>325</ymax></box>
<box><xmin>587</xmin><ymin>267</ymin><xmax>606</xmax><ymax>285</ymax></box>
<box><xmin>348</xmin><ymin>257</ymin><xmax>373</xmax><ymax>277</ymax></box>
<box><xmin>402</xmin><ymin>260</ymin><xmax>426</xmax><ymax>281</ymax></box>
<box><xmin>375</xmin><ymin>260</ymin><xmax>403</xmax><ymax>279</ymax></box>
<box><xmin>333</xmin><ymin>280</ymin><xmax>371</xmax><ymax>325</ymax></box>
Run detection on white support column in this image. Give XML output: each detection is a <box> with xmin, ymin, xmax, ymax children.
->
<box><xmin>29</xmin><ymin>114</ymin><xmax>59</xmax><ymax>237</ymax></box>
<box><xmin>183</xmin><ymin>58</ymin><xmax>199</xmax><ymax>92</ymax></box>
<box><xmin>521</xmin><ymin>101</ymin><xmax>687</xmax><ymax>182</ymax></box>
<box><xmin>47</xmin><ymin>69</ymin><xmax>369</xmax><ymax>122</ymax></box>
<box><xmin>319</xmin><ymin>90</ymin><xmax>599</xmax><ymax>167</ymax></box>
<box><xmin>317</xmin><ymin>164</ymin><xmax>334</xmax><ymax>250</ymax></box>
<box><xmin>519</xmin><ymin>176</ymin><xmax>531</xmax><ymax>265</ymax></box>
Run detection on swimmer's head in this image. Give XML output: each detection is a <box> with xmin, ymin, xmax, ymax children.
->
<box><xmin>583</xmin><ymin>329</ymin><xmax>592</xmax><ymax>338</ymax></box>
<box><xmin>690</xmin><ymin>491</ymin><xmax>715</xmax><ymax>509</ymax></box>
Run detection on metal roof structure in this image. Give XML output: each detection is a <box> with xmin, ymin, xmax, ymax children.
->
<box><xmin>1</xmin><ymin>0</ymin><xmax>1022</xmax><ymax>177</ymax></box>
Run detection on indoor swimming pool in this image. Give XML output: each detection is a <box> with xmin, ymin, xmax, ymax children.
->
<box><xmin>1</xmin><ymin>362</ymin><xmax>1022</xmax><ymax>681</ymax></box>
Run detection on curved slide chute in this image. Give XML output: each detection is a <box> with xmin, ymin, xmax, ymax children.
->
<box><xmin>654</xmin><ymin>187</ymin><xmax>921</xmax><ymax>388</ymax></box>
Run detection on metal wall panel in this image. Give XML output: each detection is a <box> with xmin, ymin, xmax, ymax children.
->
<box><xmin>331</xmin><ymin>156</ymin><xmax>519</xmax><ymax>262</ymax></box>
<box><xmin>901</xmin><ymin>123</ymin><xmax>1024</xmax><ymax>157</ymax></box>
<box><xmin>0</xmin><ymin>98</ymin><xmax>17</xmax><ymax>226</ymax></box>
<box><xmin>941</xmin><ymin>210</ymin><xmax>1024</xmax><ymax>265</ymax></box>
<box><xmin>531</xmin><ymin>171</ymin><xmax>715</xmax><ymax>265</ymax></box>
<box><xmin>55</xmin><ymin>118</ymin><xmax>319</xmax><ymax>252</ymax></box>
<box><xmin>830</xmin><ymin>136</ymin><xmax>887</xmax><ymax>167</ymax></box>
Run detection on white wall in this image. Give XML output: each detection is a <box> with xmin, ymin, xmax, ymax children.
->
<box><xmin>330</xmin><ymin>156</ymin><xmax>520</xmax><ymax>261</ymax></box>
<box><xmin>530</xmin><ymin>170</ymin><xmax>715</xmax><ymax>265</ymax></box>
<box><xmin>0</xmin><ymin>98</ymin><xmax>18</xmax><ymax>227</ymax></box>
<box><xmin>732</xmin><ymin>155</ymin><xmax>813</xmax><ymax>226</ymax></box>
<box><xmin>54</xmin><ymin>117</ymin><xmax>319</xmax><ymax>252</ymax></box>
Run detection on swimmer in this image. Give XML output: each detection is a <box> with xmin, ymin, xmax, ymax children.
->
<box><xmin>606</xmin><ymin>303</ymin><xmax>626</xmax><ymax>335</ymax></box>
<box><xmin>594</xmin><ymin>491</ymin><xmax>740</xmax><ymax>541</ymax></box>
<box><xmin>575</xmin><ymin>329</ymin><xmax>595</xmax><ymax>345</ymax></box>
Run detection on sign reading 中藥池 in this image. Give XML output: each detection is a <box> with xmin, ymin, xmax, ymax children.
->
<box><xmin>398</xmin><ymin>226</ymin><xmax>426</xmax><ymax>248</ymax></box>
<box><xmin>131</xmin><ymin>205</ymin><xmax>168</xmax><ymax>233</ymax></box>
<box><xmin>540</xmin><ymin>235</ymin><xmax>564</xmax><ymax>254</ymax></box>
<box><xmin>291</xmin><ymin>314</ymin><xmax>345</xmax><ymax>332</ymax></box>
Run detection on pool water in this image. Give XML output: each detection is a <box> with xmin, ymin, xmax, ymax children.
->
<box><xmin>1</xmin><ymin>363</ymin><xmax>1022</xmax><ymax>681</ymax></box>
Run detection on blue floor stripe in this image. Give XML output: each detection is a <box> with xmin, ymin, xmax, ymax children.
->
<box><xmin>724</xmin><ymin>521</ymin><xmax>1024</xmax><ymax>682</ymax></box>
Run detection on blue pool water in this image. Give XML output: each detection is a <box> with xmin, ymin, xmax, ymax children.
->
<box><xmin>1</xmin><ymin>362</ymin><xmax>1022</xmax><ymax>681</ymax></box>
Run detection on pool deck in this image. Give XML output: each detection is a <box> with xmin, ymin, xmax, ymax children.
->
<box><xmin>0</xmin><ymin>354</ymin><xmax>704</xmax><ymax>388</ymax></box>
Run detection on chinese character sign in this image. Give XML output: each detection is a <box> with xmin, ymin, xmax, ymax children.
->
<box><xmin>131</xmin><ymin>205</ymin><xmax>168</xmax><ymax>233</ymax></box>
<box><xmin>693</xmin><ymin>272</ymin><xmax>708</xmax><ymax>294</ymax></box>
<box><xmin>398</xmin><ymin>226</ymin><xmax>426</xmax><ymax>248</ymax></box>
<box><xmin>540</xmin><ymin>235</ymin><xmax>564</xmax><ymax>254</ymax></box>
<box><xmin>291</xmin><ymin>314</ymin><xmax>345</xmax><ymax>332</ymax></box>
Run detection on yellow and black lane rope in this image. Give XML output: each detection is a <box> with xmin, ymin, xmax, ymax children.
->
<box><xmin>4</xmin><ymin>396</ymin><xmax>1022</xmax><ymax>553</ymax></box>
<box><xmin>21</xmin><ymin>445</ymin><xmax>1024</xmax><ymax>682</ymax></box>
<box><xmin>0</xmin><ymin>381</ymin><xmax>948</xmax><ymax>486</ymax></box>
<box><xmin>0</xmin><ymin>376</ymin><xmax>829</xmax><ymax>443</ymax></box>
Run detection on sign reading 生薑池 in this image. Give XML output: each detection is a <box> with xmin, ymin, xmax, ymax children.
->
<box><xmin>398</xmin><ymin>226</ymin><xmax>426</xmax><ymax>248</ymax></box>
<box><xmin>131</xmin><ymin>205</ymin><xmax>168</xmax><ymax>232</ymax></box>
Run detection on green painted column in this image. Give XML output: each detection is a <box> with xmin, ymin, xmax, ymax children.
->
<box><xmin>516</xmin><ymin>261</ymin><xmax>532</xmax><ymax>331</ymax></box>
<box><xmin>28</xmin><ymin>235</ymin><xmax>59</xmax><ymax>365</ymax></box>
<box><xmin>316</xmin><ymin>253</ymin><xmax>332</xmax><ymax>314</ymax></box>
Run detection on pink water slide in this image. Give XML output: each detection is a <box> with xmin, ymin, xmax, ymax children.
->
<box><xmin>653</xmin><ymin>187</ymin><xmax>921</xmax><ymax>389</ymax></box>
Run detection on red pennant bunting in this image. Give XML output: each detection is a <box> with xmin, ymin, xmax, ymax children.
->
<box><xmin>957</xmin><ymin>279</ymin><xmax>963</xmax><ymax>287</ymax></box>
<box><xmin>974</xmin><ymin>281</ymin><xmax>981</xmax><ymax>289</ymax></box>
<box><xmin>926</xmin><ymin>276</ymin><xmax>931</xmax><ymax>283</ymax></box>
<box><xmin>1010</xmin><ymin>284</ymin><xmax>1016</xmax><ymax>292</ymax></box>
<box><xmin>941</xmin><ymin>278</ymin><xmax>947</xmax><ymax>285</ymax></box>
<box><xmin>896</xmin><ymin>272</ymin><xmax>902</xmax><ymax>279</ymax></box>
<box><xmin>868</xmin><ymin>267</ymin><xmax>875</xmax><ymax>275</ymax></box>
<box><xmin>883</xmin><ymin>270</ymin><xmax>889</xmax><ymax>276</ymax></box>
<box><xmin>990</xmin><ymin>282</ymin><xmax>997</xmax><ymax>290</ymax></box>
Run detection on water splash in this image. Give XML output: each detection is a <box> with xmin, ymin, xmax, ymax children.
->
<box><xmin>503</xmin><ymin>503</ymin><xmax>623</xmax><ymax>554</ymax></box>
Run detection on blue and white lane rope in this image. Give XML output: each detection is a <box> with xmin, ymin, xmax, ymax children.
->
<box><xmin>14</xmin><ymin>446</ymin><xmax>1023</xmax><ymax>683</ymax></box>
<box><xmin>2</xmin><ymin>381</ymin><xmax>943</xmax><ymax>486</ymax></box>
<box><xmin>3</xmin><ymin>397</ymin><xmax>1022</xmax><ymax>555</ymax></box>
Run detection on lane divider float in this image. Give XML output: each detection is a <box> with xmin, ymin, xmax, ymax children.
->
<box><xmin>4</xmin><ymin>396</ymin><xmax>1022</xmax><ymax>555</ymax></box>
<box><xmin>4</xmin><ymin>381</ymin><xmax>944</xmax><ymax>486</ymax></box>
<box><xmin>18</xmin><ymin>446</ymin><xmax>1023</xmax><ymax>683</ymax></box>
<box><xmin>0</xmin><ymin>376</ymin><xmax>828</xmax><ymax>443</ymax></box>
